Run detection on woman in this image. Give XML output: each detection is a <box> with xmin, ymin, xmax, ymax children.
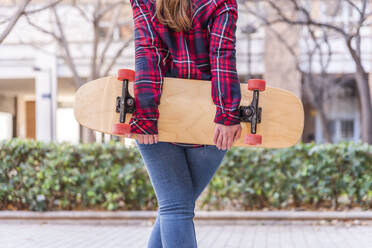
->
<box><xmin>127</xmin><ymin>0</ymin><xmax>241</xmax><ymax>247</ymax></box>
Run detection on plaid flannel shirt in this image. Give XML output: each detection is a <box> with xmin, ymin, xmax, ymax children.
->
<box><xmin>129</xmin><ymin>0</ymin><xmax>241</xmax><ymax>148</ymax></box>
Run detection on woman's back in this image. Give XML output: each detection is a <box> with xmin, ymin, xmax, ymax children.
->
<box><xmin>129</xmin><ymin>0</ymin><xmax>241</xmax><ymax>147</ymax></box>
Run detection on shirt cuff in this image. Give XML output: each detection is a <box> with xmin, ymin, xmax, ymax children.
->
<box><xmin>129</xmin><ymin>115</ymin><xmax>158</xmax><ymax>135</ymax></box>
<box><xmin>214</xmin><ymin>106</ymin><xmax>241</xmax><ymax>126</ymax></box>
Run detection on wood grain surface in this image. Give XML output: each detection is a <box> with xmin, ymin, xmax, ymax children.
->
<box><xmin>74</xmin><ymin>76</ymin><xmax>304</xmax><ymax>148</ymax></box>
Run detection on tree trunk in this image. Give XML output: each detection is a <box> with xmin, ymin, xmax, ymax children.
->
<box><xmin>346</xmin><ymin>39</ymin><xmax>372</xmax><ymax>144</ymax></box>
<box><xmin>354</xmin><ymin>72</ymin><xmax>372</xmax><ymax>143</ymax></box>
<box><xmin>318</xmin><ymin>110</ymin><xmax>331</xmax><ymax>143</ymax></box>
<box><xmin>303</xmin><ymin>74</ymin><xmax>332</xmax><ymax>142</ymax></box>
<box><xmin>79</xmin><ymin>125</ymin><xmax>96</xmax><ymax>143</ymax></box>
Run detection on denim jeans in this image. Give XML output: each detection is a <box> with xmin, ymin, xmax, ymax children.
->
<box><xmin>136</xmin><ymin>141</ymin><xmax>227</xmax><ymax>248</ymax></box>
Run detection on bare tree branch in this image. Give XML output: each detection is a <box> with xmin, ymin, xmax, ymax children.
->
<box><xmin>95</xmin><ymin>1</ymin><xmax>126</xmax><ymax>20</ymax></box>
<box><xmin>98</xmin><ymin>6</ymin><xmax>122</xmax><ymax>71</ymax></box>
<box><xmin>0</xmin><ymin>0</ymin><xmax>62</xmax><ymax>28</ymax></box>
<box><xmin>27</xmin><ymin>6</ymin><xmax>85</xmax><ymax>88</ymax></box>
<box><xmin>25</xmin><ymin>15</ymin><xmax>60</xmax><ymax>41</ymax></box>
<box><xmin>16</xmin><ymin>35</ymin><xmax>57</xmax><ymax>57</ymax></box>
<box><xmin>0</xmin><ymin>0</ymin><xmax>31</xmax><ymax>44</ymax></box>
<box><xmin>24</xmin><ymin>0</ymin><xmax>63</xmax><ymax>15</ymax></box>
<box><xmin>90</xmin><ymin>1</ymin><xmax>129</xmax><ymax>79</ymax></box>
<box><xmin>52</xmin><ymin>6</ymin><xmax>84</xmax><ymax>88</ymax></box>
<box><xmin>102</xmin><ymin>36</ymin><xmax>133</xmax><ymax>76</ymax></box>
<box><xmin>73</xmin><ymin>4</ymin><xmax>91</xmax><ymax>22</ymax></box>
<box><xmin>345</xmin><ymin>0</ymin><xmax>363</xmax><ymax>16</ymax></box>
<box><xmin>265</xmin><ymin>0</ymin><xmax>349</xmax><ymax>37</ymax></box>
<box><xmin>20</xmin><ymin>0</ymin><xmax>134</xmax><ymax>143</ymax></box>
<box><xmin>244</xmin><ymin>0</ymin><xmax>372</xmax><ymax>143</ymax></box>
<box><xmin>90</xmin><ymin>17</ymin><xmax>100</xmax><ymax>80</ymax></box>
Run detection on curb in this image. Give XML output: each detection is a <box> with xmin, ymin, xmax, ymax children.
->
<box><xmin>1</xmin><ymin>211</ymin><xmax>372</xmax><ymax>221</ymax></box>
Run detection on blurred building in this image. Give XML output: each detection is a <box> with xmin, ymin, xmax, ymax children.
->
<box><xmin>0</xmin><ymin>0</ymin><xmax>134</xmax><ymax>143</ymax></box>
<box><xmin>257</xmin><ymin>0</ymin><xmax>371</xmax><ymax>144</ymax></box>
<box><xmin>0</xmin><ymin>0</ymin><xmax>371</xmax><ymax>144</ymax></box>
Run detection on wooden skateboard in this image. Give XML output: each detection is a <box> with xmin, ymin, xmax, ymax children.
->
<box><xmin>74</xmin><ymin>69</ymin><xmax>304</xmax><ymax>148</ymax></box>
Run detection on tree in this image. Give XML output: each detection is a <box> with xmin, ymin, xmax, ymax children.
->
<box><xmin>0</xmin><ymin>0</ymin><xmax>62</xmax><ymax>44</ymax></box>
<box><xmin>24</xmin><ymin>0</ymin><xmax>134</xmax><ymax>143</ymax></box>
<box><xmin>242</xmin><ymin>0</ymin><xmax>372</xmax><ymax>143</ymax></box>
<box><xmin>242</xmin><ymin>2</ymin><xmax>340</xmax><ymax>142</ymax></box>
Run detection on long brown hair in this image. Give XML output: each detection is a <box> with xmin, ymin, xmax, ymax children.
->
<box><xmin>155</xmin><ymin>0</ymin><xmax>193</xmax><ymax>32</ymax></box>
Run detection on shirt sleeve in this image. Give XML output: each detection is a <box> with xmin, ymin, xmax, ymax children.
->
<box><xmin>128</xmin><ymin>0</ymin><xmax>168</xmax><ymax>135</ymax></box>
<box><xmin>209</xmin><ymin>0</ymin><xmax>241</xmax><ymax>126</ymax></box>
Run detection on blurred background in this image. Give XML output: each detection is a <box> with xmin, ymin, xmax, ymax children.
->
<box><xmin>0</xmin><ymin>2</ymin><xmax>371</xmax><ymax>246</ymax></box>
<box><xmin>0</xmin><ymin>0</ymin><xmax>371</xmax><ymax>145</ymax></box>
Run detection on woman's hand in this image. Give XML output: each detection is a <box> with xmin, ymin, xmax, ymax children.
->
<box><xmin>213</xmin><ymin>123</ymin><xmax>241</xmax><ymax>150</ymax></box>
<box><xmin>127</xmin><ymin>123</ymin><xmax>241</xmax><ymax>148</ymax></box>
<box><xmin>127</xmin><ymin>133</ymin><xmax>159</xmax><ymax>144</ymax></box>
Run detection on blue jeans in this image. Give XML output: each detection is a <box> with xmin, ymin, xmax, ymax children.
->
<box><xmin>136</xmin><ymin>141</ymin><xmax>227</xmax><ymax>248</ymax></box>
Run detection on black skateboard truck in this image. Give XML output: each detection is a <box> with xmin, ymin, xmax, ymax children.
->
<box><xmin>239</xmin><ymin>79</ymin><xmax>266</xmax><ymax>145</ymax></box>
<box><xmin>113</xmin><ymin>69</ymin><xmax>136</xmax><ymax>135</ymax></box>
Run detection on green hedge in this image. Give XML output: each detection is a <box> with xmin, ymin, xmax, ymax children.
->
<box><xmin>0</xmin><ymin>139</ymin><xmax>371</xmax><ymax>211</ymax></box>
<box><xmin>202</xmin><ymin>142</ymin><xmax>372</xmax><ymax>210</ymax></box>
<box><xmin>0</xmin><ymin>139</ymin><xmax>155</xmax><ymax>211</ymax></box>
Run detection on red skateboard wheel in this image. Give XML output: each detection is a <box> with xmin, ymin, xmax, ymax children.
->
<box><xmin>248</xmin><ymin>79</ymin><xmax>266</xmax><ymax>91</ymax></box>
<box><xmin>244</xmin><ymin>134</ymin><xmax>262</xmax><ymax>145</ymax></box>
<box><xmin>112</xmin><ymin>123</ymin><xmax>131</xmax><ymax>135</ymax></box>
<box><xmin>117</xmin><ymin>69</ymin><xmax>135</xmax><ymax>82</ymax></box>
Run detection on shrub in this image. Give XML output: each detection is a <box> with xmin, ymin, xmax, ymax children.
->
<box><xmin>0</xmin><ymin>139</ymin><xmax>371</xmax><ymax>211</ymax></box>
<box><xmin>0</xmin><ymin>139</ymin><xmax>155</xmax><ymax>211</ymax></box>
<box><xmin>202</xmin><ymin>142</ymin><xmax>372</xmax><ymax>210</ymax></box>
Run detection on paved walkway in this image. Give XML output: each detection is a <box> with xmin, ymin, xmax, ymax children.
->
<box><xmin>1</xmin><ymin>222</ymin><xmax>371</xmax><ymax>248</ymax></box>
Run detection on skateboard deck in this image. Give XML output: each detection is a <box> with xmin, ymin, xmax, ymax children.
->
<box><xmin>74</xmin><ymin>73</ymin><xmax>304</xmax><ymax>148</ymax></box>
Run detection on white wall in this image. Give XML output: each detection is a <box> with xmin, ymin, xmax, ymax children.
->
<box><xmin>57</xmin><ymin>107</ymin><xmax>79</xmax><ymax>143</ymax></box>
<box><xmin>0</xmin><ymin>112</ymin><xmax>12</xmax><ymax>140</ymax></box>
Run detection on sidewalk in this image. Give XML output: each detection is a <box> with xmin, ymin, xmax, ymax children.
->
<box><xmin>1</xmin><ymin>222</ymin><xmax>372</xmax><ymax>248</ymax></box>
<box><xmin>1</xmin><ymin>210</ymin><xmax>372</xmax><ymax>222</ymax></box>
<box><xmin>1</xmin><ymin>210</ymin><xmax>371</xmax><ymax>248</ymax></box>
<box><xmin>1</xmin><ymin>210</ymin><xmax>372</xmax><ymax>227</ymax></box>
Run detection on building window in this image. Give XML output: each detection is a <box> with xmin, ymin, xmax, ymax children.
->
<box><xmin>340</xmin><ymin>119</ymin><xmax>354</xmax><ymax>140</ymax></box>
<box><xmin>326</xmin><ymin>119</ymin><xmax>337</xmax><ymax>142</ymax></box>
<box><xmin>324</xmin><ymin>118</ymin><xmax>356</xmax><ymax>143</ymax></box>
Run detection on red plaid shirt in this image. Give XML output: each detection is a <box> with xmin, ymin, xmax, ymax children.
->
<box><xmin>129</xmin><ymin>0</ymin><xmax>241</xmax><ymax>148</ymax></box>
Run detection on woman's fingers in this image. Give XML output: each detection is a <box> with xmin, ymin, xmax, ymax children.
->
<box><xmin>217</xmin><ymin>131</ymin><xmax>223</xmax><ymax>150</ymax></box>
<box><xmin>233</xmin><ymin>127</ymin><xmax>241</xmax><ymax>143</ymax></box>
<box><xmin>145</xmin><ymin>135</ymin><xmax>149</xmax><ymax>144</ymax></box>
<box><xmin>213</xmin><ymin>126</ymin><xmax>220</xmax><ymax>145</ymax></box>
<box><xmin>215</xmin><ymin>126</ymin><xmax>229</xmax><ymax>150</ymax></box>
<box><xmin>227</xmin><ymin>133</ymin><xmax>233</xmax><ymax>150</ymax></box>
<box><xmin>221</xmin><ymin>132</ymin><xmax>227</xmax><ymax>150</ymax></box>
<box><xmin>214</xmin><ymin>124</ymin><xmax>242</xmax><ymax>150</ymax></box>
<box><xmin>135</xmin><ymin>124</ymin><xmax>240</xmax><ymax>148</ymax></box>
<box><xmin>148</xmin><ymin>135</ymin><xmax>154</xmax><ymax>144</ymax></box>
<box><xmin>220</xmin><ymin>133</ymin><xmax>226</xmax><ymax>150</ymax></box>
<box><xmin>136</xmin><ymin>134</ymin><xmax>158</xmax><ymax>144</ymax></box>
